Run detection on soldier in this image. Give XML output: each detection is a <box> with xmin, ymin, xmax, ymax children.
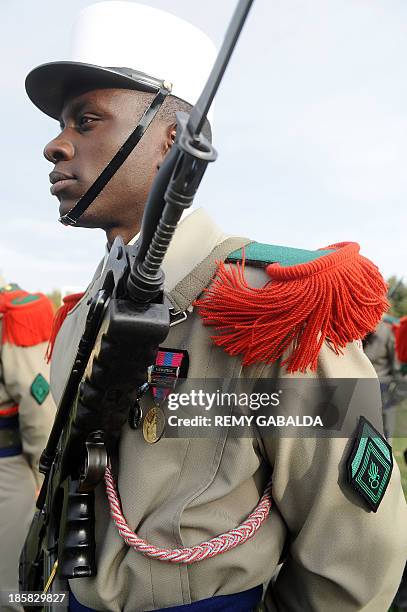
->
<box><xmin>396</xmin><ymin>316</ymin><xmax>407</xmax><ymax>376</ymax></box>
<box><xmin>363</xmin><ymin>319</ymin><xmax>399</xmax><ymax>438</ymax></box>
<box><xmin>393</xmin><ymin>315</ymin><xmax>407</xmax><ymax>612</ymax></box>
<box><xmin>25</xmin><ymin>2</ymin><xmax>407</xmax><ymax>611</ymax></box>
<box><xmin>0</xmin><ymin>277</ymin><xmax>55</xmax><ymax>611</ymax></box>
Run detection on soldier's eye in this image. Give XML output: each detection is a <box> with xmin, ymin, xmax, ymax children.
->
<box><xmin>78</xmin><ymin>115</ymin><xmax>98</xmax><ymax>130</ymax></box>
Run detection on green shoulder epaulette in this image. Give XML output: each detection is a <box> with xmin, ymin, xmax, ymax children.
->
<box><xmin>227</xmin><ymin>242</ymin><xmax>335</xmax><ymax>268</ymax></box>
<box><xmin>383</xmin><ymin>313</ymin><xmax>399</xmax><ymax>326</ymax></box>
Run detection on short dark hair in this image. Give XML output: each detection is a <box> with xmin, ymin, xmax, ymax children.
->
<box><xmin>158</xmin><ymin>94</ymin><xmax>212</xmax><ymax>142</ymax></box>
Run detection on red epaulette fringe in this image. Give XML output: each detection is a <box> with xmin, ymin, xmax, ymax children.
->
<box><xmin>0</xmin><ymin>292</ymin><xmax>54</xmax><ymax>347</ymax></box>
<box><xmin>395</xmin><ymin>316</ymin><xmax>407</xmax><ymax>364</ymax></box>
<box><xmin>195</xmin><ymin>242</ymin><xmax>388</xmax><ymax>373</ymax></box>
<box><xmin>46</xmin><ymin>292</ymin><xmax>84</xmax><ymax>363</ymax></box>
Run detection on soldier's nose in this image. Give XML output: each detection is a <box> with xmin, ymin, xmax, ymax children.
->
<box><xmin>43</xmin><ymin>136</ymin><xmax>75</xmax><ymax>163</ymax></box>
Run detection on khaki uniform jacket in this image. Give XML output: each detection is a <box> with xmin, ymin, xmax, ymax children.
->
<box><xmin>50</xmin><ymin>209</ymin><xmax>407</xmax><ymax>612</ymax></box>
<box><xmin>0</xmin><ymin>334</ymin><xmax>55</xmax><ymax>485</ymax></box>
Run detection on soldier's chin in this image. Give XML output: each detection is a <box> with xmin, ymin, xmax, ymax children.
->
<box><xmin>58</xmin><ymin>199</ymin><xmax>76</xmax><ymax>219</ymax></box>
<box><xmin>58</xmin><ymin>199</ymin><xmax>99</xmax><ymax>228</ymax></box>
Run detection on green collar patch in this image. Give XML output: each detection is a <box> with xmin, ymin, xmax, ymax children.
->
<box><xmin>227</xmin><ymin>242</ymin><xmax>335</xmax><ymax>268</ymax></box>
<box><xmin>347</xmin><ymin>417</ymin><xmax>393</xmax><ymax>512</ymax></box>
<box><xmin>30</xmin><ymin>374</ymin><xmax>50</xmax><ymax>405</ymax></box>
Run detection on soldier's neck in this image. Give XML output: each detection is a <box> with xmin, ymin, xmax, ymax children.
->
<box><xmin>105</xmin><ymin>223</ymin><xmax>140</xmax><ymax>247</ymax></box>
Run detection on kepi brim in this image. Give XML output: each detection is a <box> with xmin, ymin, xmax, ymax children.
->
<box><xmin>25</xmin><ymin>61</ymin><xmax>164</xmax><ymax>120</ymax></box>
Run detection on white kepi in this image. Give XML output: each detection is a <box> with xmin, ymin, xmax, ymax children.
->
<box><xmin>25</xmin><ymin>1</ymin><xmax>217</xmax><ymax>122</ymax></box>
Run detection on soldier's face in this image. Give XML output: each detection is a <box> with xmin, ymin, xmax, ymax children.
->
<box><xmin>43</xmin><ymin>88</ymin><xmax>172</xmax><ymax>240</ymax></box>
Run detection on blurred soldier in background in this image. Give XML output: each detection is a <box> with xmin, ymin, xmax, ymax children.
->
<box><xmin>363</xmin><ymin>318</ymin><xmax>399</xmax><ymax>439</ymax></box>
<box><xmin>392</xmin><ymin>315</ymin><xmax>407</xmax><ymax>612</ymax></box>
<box><xmin>0</xmin><ymin>276</ymin><xmax>55</xmax><ymax>610</ymax></box>
<box><xmin>396</xmin><ymin>316</ymin><xmax>407</xmax><ymax>377</ymax></box>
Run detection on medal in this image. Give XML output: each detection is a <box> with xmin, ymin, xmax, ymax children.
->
<box><xmin>143</xmin><ymin>405</ymin><xmax>166</xmax><ymax>444</ymax></box>
<box><xmin>142</xmin><ymin>348</ymin><xmax>188</xmax><ymax>444</ymax></box>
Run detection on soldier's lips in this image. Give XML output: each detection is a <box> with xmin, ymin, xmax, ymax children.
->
<box><xmin>50</xmin><ymin>178</ymin><xmax>77</xmax><ymax>196</ymax></box>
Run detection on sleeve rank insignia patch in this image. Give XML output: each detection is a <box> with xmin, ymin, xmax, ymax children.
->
<box><xmin>346</xmin><ymin>416</ymin><xmax>393</xmax><ymax>512</ymax></box>
<box><xmin>30</xmin><ymin>374</ymin><xmax>50</xmax><ymax>405</ymax></box>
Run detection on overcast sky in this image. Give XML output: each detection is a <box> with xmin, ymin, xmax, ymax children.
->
<box><xmin>1</xmin><ymin>0</ymin><xmax>406</xmax><ymax>292</ymax></box>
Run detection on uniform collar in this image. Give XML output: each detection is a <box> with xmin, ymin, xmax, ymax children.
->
<box><xmin>160</xmin><ymin>208</ymin><xmax>226</xmax><ymax>291</ymax></box>
<box><xmin>102</xmin><ymin>208</ymin><xmax>226</xmax><ymax>292</ymax></box>
<box><xmin>102</xmin><ymin>206</ymin><xmax>195</xmax><ymax>275</ymax></box>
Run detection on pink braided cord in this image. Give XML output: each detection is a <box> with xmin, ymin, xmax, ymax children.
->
<box><xmin>105</xmin><ymin>464</ymin><xmax>272</xmax><ymax>564</ymax></box>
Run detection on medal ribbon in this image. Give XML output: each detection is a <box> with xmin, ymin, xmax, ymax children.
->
<box><xmin>149</xmin><ymin>349</ymin><xmax>185</xmax><ymax>404</ymax></box>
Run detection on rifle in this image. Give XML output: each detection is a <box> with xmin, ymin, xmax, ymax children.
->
<box><xmin>19</xmin><ymin>0</ymin><xmax>254</xmax><ymax>606</ymax></box>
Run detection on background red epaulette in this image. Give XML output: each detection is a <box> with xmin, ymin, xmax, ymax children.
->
<box><xmin>0</xmin><ymin>290</ymin><xmax>55</xmax><ymax>347</ymax></box>
<box><xmin>46</xmin><ymin>292</ymin><xmax>84</xmax><ymax>362</ymax></box>
<box><xmin>395</xmin><ymin>316</ymin><xmax>407</xmax><ymax>365</ymax></box>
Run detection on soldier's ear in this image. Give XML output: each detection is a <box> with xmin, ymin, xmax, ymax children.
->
<box><xmin>157</xmin><ymin>123</ymin><xmax>177</xmax><ymax>171</ymax></box>
<box><xmin>164</xmin><ymin>122</ymin><xmax>177</xmax><ymax>153</ymax></box>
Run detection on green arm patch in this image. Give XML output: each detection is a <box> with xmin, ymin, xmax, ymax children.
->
<box><xmin>30</xmin><ymin>374</ymin><xmax>50</xmax><ymax>405</ymax></box>
<box><xmin>346</xmin><ymin>416</ymin><xmax>393</xmax><ymax>512</ymax></box>
<box><xmin>227</xmin><ymin>242</ymin><xmax>335</xmax><ymax>268</ymax></box>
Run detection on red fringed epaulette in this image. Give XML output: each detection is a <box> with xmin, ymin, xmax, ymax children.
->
<box><xmin>0</xmin><ymin>290</ymin><xmax>54</xmax><ymax>347</ymax></box>
<box><xmin>395</xmin><ymin>316</ymin><xmax>407</xmax><ymax>364</ymax></box>
<box><xmin>46</xmin><ymin>292</ymin><xmax>84</xmax><ymax>362</ymax></box>
<box><xmin>195</xmin><ymin>242</ymin><xmax>388</xmax><ymax>373</ymax></box>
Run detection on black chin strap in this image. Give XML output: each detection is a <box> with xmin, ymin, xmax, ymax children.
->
<box><xmin>59</xmin><ymin>86</ymin><xmax>170</xmax><ymax>226</ymax></box>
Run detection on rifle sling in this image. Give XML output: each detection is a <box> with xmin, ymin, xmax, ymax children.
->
<box><xmin>167</xmin><ymin>236</ymin><xmax>252</xmax><ymax>313</ymax></box>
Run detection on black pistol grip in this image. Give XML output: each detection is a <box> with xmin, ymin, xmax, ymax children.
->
<box><xmin>58</xmin><ymin>478</ymin><xmax>96</xmax><ymax>579</ymax></box>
